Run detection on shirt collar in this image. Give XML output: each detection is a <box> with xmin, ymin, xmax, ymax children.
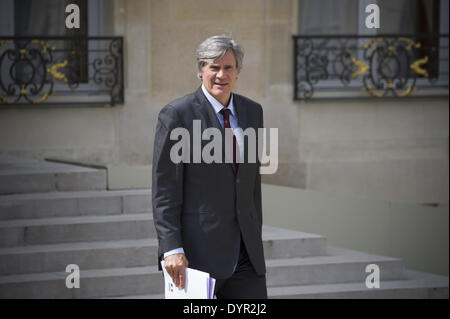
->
<box><xmin>201</xmin><ymin>84</ymin><xmax>236</xmax><ymax>117</ymax></box>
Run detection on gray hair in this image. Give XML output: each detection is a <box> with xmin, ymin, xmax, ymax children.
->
<box><xmin>196</xmin><ymin>35</ymin><xmax>244</xmax><ymax>79</ymax></box>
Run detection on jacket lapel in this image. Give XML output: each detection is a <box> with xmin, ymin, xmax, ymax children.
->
<box><xmin>193</xmin><ymin>87</ymin><xmax>236</xmax><ymax>174</ymax></box>
<box><xmin>234</xmin><ymin>94</ymin><xmax>250</xmax><ymax>176</ymax></box>
<box><xmin>193</xmin><ymin>87</ymin><xmax>223</xmax><ymax>132</ymax></box>
<box><xmin>233</xmin><ymin>94</ymin><xmax>248</xmax><ymax>130</ymax></box>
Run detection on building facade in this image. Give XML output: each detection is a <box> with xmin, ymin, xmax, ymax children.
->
<box><xmin>0</xmin><ymin>0</ymin><xmax>448</xmax><ymax>206</ymax></box>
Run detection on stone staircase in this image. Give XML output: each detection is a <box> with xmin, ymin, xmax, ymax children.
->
<box><xmin>0</xmin><ymin>156</ymin><xmax>448</xmax><ymax>298</ymax></box>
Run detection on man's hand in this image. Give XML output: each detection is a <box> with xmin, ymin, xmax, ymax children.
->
<box><xmin>164</xmin><ymin>253</ymin><xmax>189</xmax><ymax>289</ymax></box>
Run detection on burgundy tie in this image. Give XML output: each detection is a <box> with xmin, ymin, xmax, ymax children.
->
<box><xmin>220</xmin><ymin>108</ymin><xmax>238</xmax><ymax>171</ymax></box>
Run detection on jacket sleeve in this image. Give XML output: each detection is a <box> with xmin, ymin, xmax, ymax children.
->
<box><xmin>152</xmin><ymin>105</ymin><xmax>184</xmax><ymax>262</ymax></box>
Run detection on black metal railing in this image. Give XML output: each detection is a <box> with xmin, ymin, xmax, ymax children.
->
<box><xmin>293</xmin><ymin>34</ymin><xmax>449</xmax><ymax>100</ymax></box>
<box><xmin>0</xmin><ymin>37</ymin><xmax>124</xmax><ymax>106</ymax></box>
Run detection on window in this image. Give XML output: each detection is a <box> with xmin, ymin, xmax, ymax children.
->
<box><xmin>298</xmin><ymin>0</ymin><xmax>441</xmax><ymax>35</ymax></box>
<box><xmin>13</xmin><ymin>0</ymin><xmax>89</xmax><ymax>84</ymax></box>
<box><xmin>14</xmin><ymin>0</ymin><xmax>88</xmax><ymax>36</ymax></box>
<box><xmin>294</xmin><ymin>0</ymin><xmax>448</xmax><ymax>99</ymax></box>
<box><xmin>0</xmin><ymin>0</ymin><xmax>123</xmax><ymax>106</ymax></box>
<box><xmin>298</xmin><ymin>0</ymin><xmax>359</xmax><ymax>35</ymax></box>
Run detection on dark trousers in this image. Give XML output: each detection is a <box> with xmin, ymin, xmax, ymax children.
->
<box><xmin>214</xmin><ymin>237</ymin><xmax>267</xmax><ymax>299</ymax></box>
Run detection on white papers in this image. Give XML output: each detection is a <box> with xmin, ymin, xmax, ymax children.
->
<box><xmin>161</xmin><ymin>261</ymin><xmax>216</xmax><ymax>299</ymax></box>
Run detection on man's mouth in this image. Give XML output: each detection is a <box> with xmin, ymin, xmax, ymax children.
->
<box><xmin>214</xmin><ymin>83</ymin><xmax>228</xmax><ymax>87</ymax></box>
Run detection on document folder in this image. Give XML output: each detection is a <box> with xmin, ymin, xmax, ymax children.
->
<box><xmin>161</xmin><ymin>261</ymin><xmax>216</xmax><ymax>299</ymax></box>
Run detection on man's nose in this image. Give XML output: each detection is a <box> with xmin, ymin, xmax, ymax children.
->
<box><xmin>216</xmin><ymin>68</ymin><xmax>225</xmax><ymax>78</ymax></box>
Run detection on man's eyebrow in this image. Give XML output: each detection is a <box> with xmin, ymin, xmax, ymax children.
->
<box><xmin>210</xmin><ymin>63</ymin><xmax>234</xmax><ymax>68</ymax></box>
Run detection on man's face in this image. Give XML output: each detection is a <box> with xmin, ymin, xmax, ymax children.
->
<box><xmin>200</xmin><ymin>50</ymin><xmax>238</xmax><ymax>106</ymax></box>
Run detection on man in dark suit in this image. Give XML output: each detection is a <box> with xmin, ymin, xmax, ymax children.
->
<box><xmin>152</xmin><ymin>35</ymin><xmax>267</xmax><ymax>299</ymax></box>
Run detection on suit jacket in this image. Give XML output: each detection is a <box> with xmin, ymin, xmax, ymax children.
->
<box><xmin>152</xmin><ymin>86</ymin><xmax>266</xmax><ymax>279</ymax></box>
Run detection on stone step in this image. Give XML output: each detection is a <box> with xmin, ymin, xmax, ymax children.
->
<box><xmin>0</xmin><ymin>214</ymin><xmax>156</xmax><ymax>247</ymax></box>
<box><xmin>115</xmin><ymin>271</ymin><xmax>448</xmax><ymax>299</ymax></box>
<box><xmin>0</xmin><ymin>157</ymin><xmax>107</xmax><ymax>195</ymax></box>
<box><xmin>261</xmin><ymin>226</ymin><xmax>327</xmax><ymax>259</ymax></box>
<box><xmin>0</xmin><ymin>239</ymin><xmax>158</xmax><ymax>276</ymax></box>
<box><xmin>0</xmin><ymin>266</ymin><xmax>162</xmax><ymax>298</ymax></box>
<box><xmin>265</xmin><ymin>246</ymin><xmax>405</xmax><ymax>287</ymax></box>
<box><xmin>0</xmin><ymin>226</ymin><xmax>327</xmax><ymax>275</ymax></box>
<box><xmin>0</xmin><ymin>248</ymin><xmax>406</xmax><ymax>298</ymax></box>
<box><xmin>0</xmin><ymin>189</ymin><xmax>152</xmax><ymax>220</ymax></box>
<box><xmin>267</xmin><ymin>270</ymin><xmax>449</xmax><ymax>299</ymax></box>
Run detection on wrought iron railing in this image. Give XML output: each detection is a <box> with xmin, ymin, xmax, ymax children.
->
<box><xmin>293</xmin><ymin>34</ymin><xmax>449</xmax><ymax>100</ymax></box>
<box><xmin>0</xmin><ymin>37</ymin><xmax>124</xmax><ymax>106</ymax></box>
